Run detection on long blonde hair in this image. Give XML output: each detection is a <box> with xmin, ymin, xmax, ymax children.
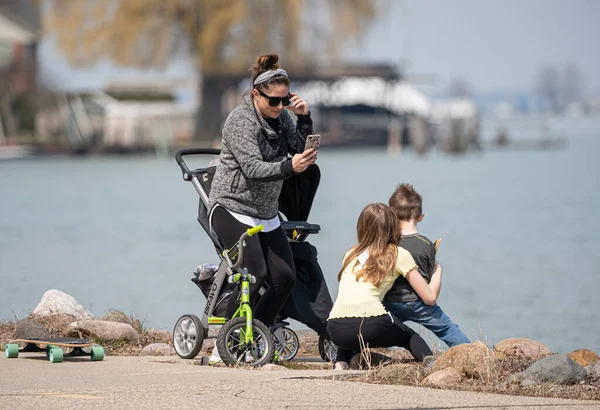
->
<box><xmin>338</xmin><ymin>203</ymin><xmax>400</xmax><ymax>287</ymax></box>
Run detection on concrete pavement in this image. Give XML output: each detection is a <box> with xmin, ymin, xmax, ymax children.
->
<box><xmin>1</xmin><ymin>353</ymin><xmax>599</xmax><ymax>409</ymax></box>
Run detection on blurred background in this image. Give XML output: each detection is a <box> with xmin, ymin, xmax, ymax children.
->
<box><xmin>1</xmin><ymin>0</ymin><xmax>598</xmax><ymax>353</ymax></box>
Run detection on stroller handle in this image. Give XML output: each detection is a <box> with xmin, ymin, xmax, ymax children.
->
<box><xmin>175</xmin><ymin>148</ymin><xmax>221</xmax><ymax>181</ymax></box>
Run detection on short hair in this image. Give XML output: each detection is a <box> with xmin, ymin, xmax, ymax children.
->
<box><xmin>388</xmin><ymin>183</ymin><xmax>423</xmax><ymax>221</ymax></box>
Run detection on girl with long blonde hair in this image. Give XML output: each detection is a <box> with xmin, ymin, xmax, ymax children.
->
<box><xmin>327</xmin><ymin>203</ymin><xmax>432</xmax><ymax>369</ymax></box>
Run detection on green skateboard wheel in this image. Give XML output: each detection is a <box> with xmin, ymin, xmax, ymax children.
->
<box><xmin>91</xmin><ymin>346</ymin><xmax>104</xmax><ymax>361</ymax></box>
<box><xmin>4</xmin><ymin>344</ymin><xmax>18</xmax><ymax>358</ymax></box>
<box><xmin>49</xmin><ymin>347</ymin><xmax>63</xmax><ymax>363</ymax></box>
<box><xmin>45</xmin><ymin>345</ymin><xmax>59</xmax><ymax>358</ymax></box>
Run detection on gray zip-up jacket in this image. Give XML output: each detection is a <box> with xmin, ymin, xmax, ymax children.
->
<box><xmin>208</xmin><ymin>94</ymin><xmax>313</xmax><ymax>219</ymax></box>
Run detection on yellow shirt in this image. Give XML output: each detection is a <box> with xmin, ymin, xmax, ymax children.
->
<box><xmin>328</xmin><ymin>246</ymin><xmax>418</xmax><ymax>319</ymax></box>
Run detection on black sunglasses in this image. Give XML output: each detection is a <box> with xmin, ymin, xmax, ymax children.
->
<box><xmin>257</xmin><ymin>89</ymin><xmax>291</xmax><ymax>107</ymax></box>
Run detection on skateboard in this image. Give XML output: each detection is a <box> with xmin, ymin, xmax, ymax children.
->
<box><xmin>4</xmin><ymin>337</ymin><xmax>105</xmax><ymax>363</ymax></box>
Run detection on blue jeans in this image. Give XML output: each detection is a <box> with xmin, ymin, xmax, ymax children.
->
<box><xmin>383</xmin><ymin>299</ymin><xmax>470</xmax><ymax>347</ymax></box>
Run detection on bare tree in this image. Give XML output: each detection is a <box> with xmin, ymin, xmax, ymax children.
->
<box><xmin>44</xmin><ymin>0</ymin><xmax>381</xmax><ymax>142</ymax></box>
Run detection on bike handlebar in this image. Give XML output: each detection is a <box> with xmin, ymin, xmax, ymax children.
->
<box><xmin>246</xmin><ymin>225</ymin><xmax>264</xmax><ymax>237</ymax></box>
<box><xmin>228</xmin><ymin>224</ymin><xmax>264</xmax><ymax>270</ymax></box>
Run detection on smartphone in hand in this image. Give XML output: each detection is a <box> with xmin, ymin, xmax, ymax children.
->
<box><xmin>304</xmin><ymin>134</ymin><xmax>321</xmax><ymax>152</ymax></box>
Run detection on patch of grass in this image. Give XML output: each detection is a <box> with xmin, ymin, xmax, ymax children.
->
<box><xmin>0</xmin><ymin>309</ymin><xmax>174</xmax><ymax>357</ymax></box>
<box><xmin>0</xmin><ymin>320</ymin><xmax>17</xmax><ymax>350</ymax></box>
<box><xmin>98</xmin><ymin>338</ymin><xmax>143</xmax><ymax>356</ymax></box>
<box><xmin>352</xmin><ymin>349</ymin><xmax>600</xmax><ymax>401</ymax></box>
<box><xmin>452</xmin><ymin>377</ymin><xmax>600</xmax><ymax>401</ymax></box>
<box><xmin>94</xmin><ymin>310</ymin><xmax>171</xmax><ymax>356</ymax></box>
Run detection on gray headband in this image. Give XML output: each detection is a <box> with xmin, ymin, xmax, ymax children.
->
<box><xmin>253</xmin><ymin>69</ymin><xmax>288</xmax><ymax>86</ymax></box>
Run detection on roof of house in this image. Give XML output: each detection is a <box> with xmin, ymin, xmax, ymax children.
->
<box><xmin>0</xmin><ymin>0</ymin><xmax>40</xmax><ymax>43</ymax></box>
<box><xmin>293</xmin><ymin>77</ymin><xmax>432</xmax><ymax>117</ymax></box>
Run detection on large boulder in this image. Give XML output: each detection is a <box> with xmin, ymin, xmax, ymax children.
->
<box><xmin>433</xmin><ymin>341</ymin><xmax>497</xmax><ymax>380</ymax></box>
<box><xmin>100</xmin><ymin>310</ymin><xmax>131</xmax><ymax>324</ymax></box>
<box><xmin>494</xmin><ymin>338</ymin><xmax>552</xmax><ymax>361</ymax></box>
<box><xmin>32</xmin><ymin>290</ymin><xmax>93</xmax><ymax>320</ymax></box>
<box><xmin>567</xmin><ymin>349</ymin><xmax>599</xmax><ymax>367</ymax></box>
<box><xmin>422</xmin><ymin>368</ymin><xmax>464</xmax><ymax>387</ymax></box>
<box><xmin>140</xmin><ymin>343</ymin><xmax>175</xmax><ymax>356</ymax></box>
<box><xmin>67</xmin><ymin>320</ymin><xmax>139</xmax><ymax>343</ymax></box>
<box><xmin>13</xmin><ymin>319</ymin><xmax>48</xmax><ymax>339</ymax></box>
<box><xmin>517</xmin><ymin>354</ymin><xmax>586</xmax><ymax>386</ymax></box>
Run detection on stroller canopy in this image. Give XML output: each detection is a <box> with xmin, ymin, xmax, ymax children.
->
<box><xmin>279</xmin><ymin>164</ymin><xmax>320</xmax><ymax>223</ymax></box>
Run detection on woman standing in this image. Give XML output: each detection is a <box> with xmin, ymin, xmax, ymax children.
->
<box><xmin>208</xmin><ymin>54</ymin><xmax>317</xmax><ymax>330</ymax></box>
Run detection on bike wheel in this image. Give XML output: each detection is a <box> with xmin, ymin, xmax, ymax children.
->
<box><xmin>216</xmin><ymin>317</ymin><xmax>273</xmax><ymax>367</ymax></box>
<box><xmin>319</xmin><ymin>335</ymin><xmax>337</xmax><ymax>362</ymax></box>
<box><xmin>173</xmin><ymin>314</ymin><xmax>205</xmax><ymax>359</ymax></box>
<box><xmin>274</xmin><ymin>327</ymin><xmax>299</xmax><ymax>361</ymax></box>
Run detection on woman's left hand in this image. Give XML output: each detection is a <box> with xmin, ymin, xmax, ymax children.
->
<box><xmin>286</xmin><ymin>93</ymin><xmax>309</xmax><ymax>115</ymax></box>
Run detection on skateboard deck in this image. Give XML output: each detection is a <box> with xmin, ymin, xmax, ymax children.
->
<box><xmin>4</xmin><ymin>337</ymin><xmax>105</xmax><ymax>363</ymax></box>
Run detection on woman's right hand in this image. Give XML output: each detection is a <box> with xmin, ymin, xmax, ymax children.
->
<box><xmin>292</xmin><ymin>149</ymin><xmax>317</xmax><ymax>173</ymax></box>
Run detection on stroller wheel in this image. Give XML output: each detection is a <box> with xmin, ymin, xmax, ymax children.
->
<box><xmin>319</xmin><ymin>335</ymin><xmax>337</xmax><ymax>362</ymax></box>
<box><xmin>216</xmin><ymin>317</ymin><xmax>274</xmax><ymax>367</ymax></box>
<box><xmin>173</xmin><ymin>314</ymin><xmax>205</xmax><ymax>359</ymax></box>
<box><xmin>274</xmin><ymin>327</ymin><xmax>300</xmax><ymax>361</ymax></box>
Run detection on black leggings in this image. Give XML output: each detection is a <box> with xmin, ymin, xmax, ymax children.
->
<box><xmin>211</xmin><ymin>206</ymin><xmax>296</xmax><ymax>327</ymax></box>
<box><xmin>327</xmin><ymin>313</ymin><xmax>432</xmax><ymax>363</ymax></box>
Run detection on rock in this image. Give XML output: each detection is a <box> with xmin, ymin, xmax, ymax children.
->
<box><xmin>32</xmin><ymin>290</ymin><xmax>93</xmax><ymax>320</ymax></box>
<box><xmin>261</xmin><ymin>363</ymin><xmax>287</xmax><ymax>371</ymax></box>
<box><xmin>202</xmin><ymin>338</ymin><xmax>214</xmax><ymax>351</ymax></box>
<box><xmin>100</xmin><ymin>310</ymin><xmax>131</xmax><ymax>324</ymax></box>
<box><xmin>586</xmin><ymin>362</ymin><xmax>600</xmax><ymax>380</ymax></box>
<box><xmin>140</xmin><ymin>343</ymin><xmax>175</xmax><ymax>356</ymax></box>
<box><xmin>433</xmin><ymin>341</ymin><xmax>497</xmax><ymax>380</ymax></box>
<box><xmin>422</xmin><ymin>368</ymin><xmax>464</xmax><ymax>387</ymax></box>
<box><xmin>384</xmin><ymin>347</ymin><xmax>416</xmax><ymax>362</ymax></box>
<box><xmin>349</xmin><ymin>351</ymin><xmax>393</xmax><ymax>370</ymax></box>
<box><xmin>371</xmin><ymin>363</ymin><xmax>421</xmax><ymax>383</ymax></box>
<box><xmin>67</xmin><ymin>320</ymin><xmax>140</xmax><ymax>343</ymax></box>
<box><xmin>494</xmin><ymin>338</ymin><xmax>552</xmax><ymax>361</ymax></box>
<box><xmin>518</xmin><ymin>354</ymin><xmax>586</xmax><ymax>386</ymax></box>
<box><xmin>13</xmin><ymin>319</ymin><xmax>48</xmax><ymax>339</ymax></box>
<box><xmin>568</xmin><ymin>349</ymin><xmax>599</xmax><ymax>367</ymax></box>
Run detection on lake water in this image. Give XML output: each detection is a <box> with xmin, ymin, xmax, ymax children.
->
<box><xmin>1</xmin><ymin>116</ymin><xmax>599</xmax><ymax>354</ymax></box>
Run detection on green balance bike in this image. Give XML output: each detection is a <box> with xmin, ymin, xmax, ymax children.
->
<box><xmin>173</xmin><ymin>224</ymin><xmax>275</xmax><ymax>367</ymax></box>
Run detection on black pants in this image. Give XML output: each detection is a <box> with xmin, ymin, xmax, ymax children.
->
<box><xmin>211</xmin><ymin>206</ymin><xmax>296</xmax><ymax>327</ymax></box>
<box><xmin>327</xmin><ymin>313</ymin><xmax>432</xmax><ymax>363</ymax></box>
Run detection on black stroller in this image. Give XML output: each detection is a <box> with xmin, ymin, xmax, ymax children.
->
<box><xmin>173</xmin><ymin>148</ymin><xmax>337</xmax><ymax>363</ymax></box>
